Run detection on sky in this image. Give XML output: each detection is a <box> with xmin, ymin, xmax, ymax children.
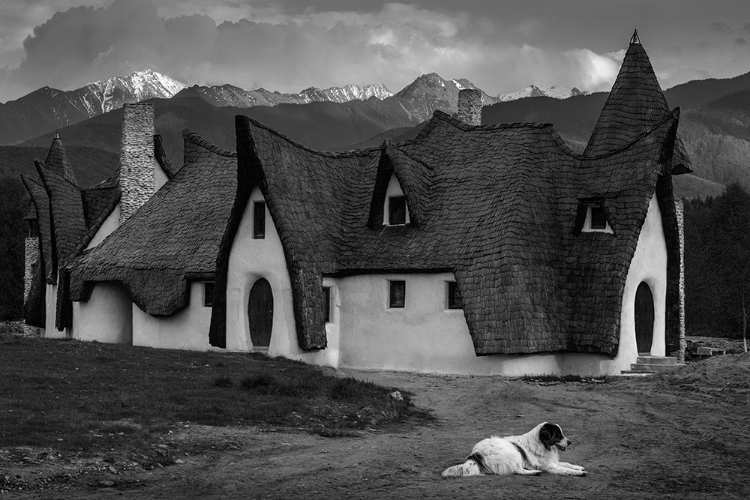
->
<box><xmin>1</xmin><ymin>0</ymin><xmax>749</xmax><ymax>103</ymax></box>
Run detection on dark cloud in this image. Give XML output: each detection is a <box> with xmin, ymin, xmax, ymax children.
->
<box><xmin>2</xmin><ymin>0</ymin><xmax>750</xmax><ymax>103</ymax></box>
<box><xmin>709</xmin><ymin>22</ymin><xmax>733</xmax><ymax>34</ymax></box>
<box><xmin>735</xmin><ymin>37</ymin><xmax>747</xmax><ymax>46</ymax></box>
<box><xmin>743</xmin><ymin>22</ymin><xmax>750</xmax><ymax>34</ymax></box>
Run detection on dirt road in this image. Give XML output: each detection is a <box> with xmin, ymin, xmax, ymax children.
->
<box><xmin>6</xmin><ymin>355</ymin><xmax>750</xmax><ymax>499</ymax></box>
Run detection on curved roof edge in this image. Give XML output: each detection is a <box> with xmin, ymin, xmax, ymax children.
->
<box><xmin>181</xmin><ymin>129</ymin><xmax>237</xmax><ymax>158</ymax></box>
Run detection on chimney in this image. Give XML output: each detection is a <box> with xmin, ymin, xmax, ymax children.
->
<box><xmin>457</xmin><ymin>88</ymin><xmax>483</xmax><ymax>126</ymax></box>
<box><xmin>119</xmin><ymin>103</ymin><xmax>155</xmax><ymax>224</ymax></box>
<box><xmin>23</xmin><ymin>211</ymin><xmax>41</xmax><ymax>336</ymax></box>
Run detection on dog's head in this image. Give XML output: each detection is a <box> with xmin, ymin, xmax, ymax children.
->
<box><xmin>539</xmin><ymin>422</ymin><xmax>572</xmax><ymax>451</ymax></box>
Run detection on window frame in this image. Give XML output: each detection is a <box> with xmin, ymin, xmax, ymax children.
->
<box><xmin>388</xmin><ymin>196</ymin><xmax>407</xmax><ymax>225</ymax></box>
<box><xmin>323</xmin><ymin>286</ymin><xmax>332</xmax><ymax>323</ymax></box>
<box><xmin>388</xmin><ymin>280</ymin><xmax>406</xmax><ymax>309</ymax></box>
<box><xmin>203</xmin><ymin>282</ymin><xmax>215</xmax><ymax>307</ymax></box>
<box><xmin>447</xmin><ymin>281</ymin><xmax>463</xmax><ymax>310</ymax></box>
<box><xmin>589</xmin><ymin>205</ymin><xmax>607</xmax><ymax>230</ymax></box>
<box><xmin>253</xmin><ymin>201</ymin><xmax>266</xmax><ymax>239</ymax></box>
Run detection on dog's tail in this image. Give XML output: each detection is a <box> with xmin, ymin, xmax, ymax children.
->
<box><xmin>441</xmin><ymin>453</ymin><xmax>485</xmax><ymax>477</ymax></box>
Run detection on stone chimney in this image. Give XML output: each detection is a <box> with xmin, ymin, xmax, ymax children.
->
<box><xmin>675</xmin><ymin>200</ymin><xmax>686</xmax><ymax>363</ymax></box>
<box><xmin>23</xmin><ymin>214</ymin><xmax>41</xmax><ymax>336</ymax></box>
<box><xmin>457</xmin><ymin>88</ymin><xmax>483</xmax><ymax>126</ymax></box>
<box><xmin>119</xmin><ymin>103</ymin><xmax>155</xmax><ymax>224</ymax></box>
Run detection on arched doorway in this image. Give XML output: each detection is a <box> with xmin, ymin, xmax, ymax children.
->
<box><xmin>635</xmin><ymin>281</ymin><xmax>654</xmax><ymax>354</ymax></box>
<box><xmin>248</xmin><ymin>278</ymin><xmax>273</xmax><ymax>349</ymax></box>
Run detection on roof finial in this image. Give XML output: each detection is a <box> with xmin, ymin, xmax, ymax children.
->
<box><xmin>630</xmin><ymin>29</ymin><xmax>641</xmax><ymax>45</ymax></box>
<box><xmin>54</xmin><ymin>129</ymin><xmax>60</xmax><ymax>140</ymax></box>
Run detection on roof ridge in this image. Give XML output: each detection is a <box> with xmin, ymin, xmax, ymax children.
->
<box><xmin>238</xmin><ymin>115</ymin><xmax>379</xmax><ymax>158</ymax></box>
<box><xmin>388</xmin><ymin>142</ymin><xmax>435</xmax><ymax>171</ymax></box>
<box><xmin>35</xmin><ymin>160</ymin><xmax>84</xmax><ymax>193</ymax></box>
<box><xmin>583</xmin><ymin>107</ymin><xmax>681</xmax><ymax>160</ymax></box>
<box><xmin>181</xmin><ymin>129</ymin><xmax>237</xmax><ymax>157</ymax></box>
<box><xmin>432</xmin><ymin>109</ymin><xmax>554</xmax><ymax>132</ymax></box>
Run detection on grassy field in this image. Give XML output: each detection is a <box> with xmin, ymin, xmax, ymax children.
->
<box><xmin>0</xmin><ymin>335</ymin><xmax>427</xmax><ymax>458</ymax></box>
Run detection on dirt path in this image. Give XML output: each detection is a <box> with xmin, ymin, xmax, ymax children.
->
<box><xmin>7</xmin><ymin>364</ymin><xmax>750</xmax><ymax>499</ymax></box>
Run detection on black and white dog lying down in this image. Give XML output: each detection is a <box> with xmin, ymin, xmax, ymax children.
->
<box><xmin>442</xmin><ymin>422</ymin><xmax>587</xmax><ymax>477</ymax></box>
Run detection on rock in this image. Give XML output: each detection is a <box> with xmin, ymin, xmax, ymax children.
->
<box><xmin>389</xmin><ymin>391</ymin><xmax>403</xmax><ymax>401</ymax></box>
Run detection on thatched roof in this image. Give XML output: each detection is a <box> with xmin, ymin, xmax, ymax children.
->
<box><xmin>585</xmin><ymin>31</ymin><xmax>692</xmax><ymax>174</ymax></box>
<box><xmin>67</xmin><ymin>131</ymin><xmax>237</xmax><ymax>316</ymax></box>
<box><xmin>210</xmin><ymin>107</ymin><xmax>684</xmax><ymax>355</ymax></box>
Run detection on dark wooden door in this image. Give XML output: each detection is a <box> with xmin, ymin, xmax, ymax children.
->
<box><xmin>635</xmin><ymin>282</ymin><xmax>654</xmax><ymax>354</ymax></box>
<box><xmin>248</xmin><ymin>279</ymin><xmax>273</xmax><ymax>348</ymax></box>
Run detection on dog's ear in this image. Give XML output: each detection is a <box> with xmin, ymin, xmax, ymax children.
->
<box><xmin>539</xmin><ymin>423</ymin><xmax>561</xmax><ymax>450</ymax></box>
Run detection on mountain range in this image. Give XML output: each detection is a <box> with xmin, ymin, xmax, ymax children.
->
<box><xmin>0</xmin><ymin>69</ymin><xmax>597</xmax><ymax>147</ymax></box>
<box><xmin>2</xmin><ymin>68</ymin><xmax>750</xmax><ymax>200</ymax></box>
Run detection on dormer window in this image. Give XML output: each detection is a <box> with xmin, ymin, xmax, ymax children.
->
<box><xmin>383</xmin><ymin>174</ymin><xmax>410</xmax><ymax>226</ymax></box>
<box><xmin>582</xmin><ymin>203</ymin><xmax>613</xmax><ymax>233</ymax></box>
<box><xmin>388</xmin><ymin>196</ymin><xmax>406</xmax><ymax>225</ymax></box>
<box><xmin>590</xmin><ymin>206</ymin><xmax>606</xmax><ymax>230</ymax></box>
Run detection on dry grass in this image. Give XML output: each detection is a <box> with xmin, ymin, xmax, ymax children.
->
<box><xmin>0</xmin><ymin>336</ymin><xmax>429</xmax><ymax>456</ymax></box>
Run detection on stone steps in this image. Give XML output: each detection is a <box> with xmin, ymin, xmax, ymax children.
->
<box><xmin>619</xmin><ymin>355</ymin><xmax>682</xmax><ymax>376</ymax></box>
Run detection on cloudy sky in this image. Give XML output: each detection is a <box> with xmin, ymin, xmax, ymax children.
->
<box><xmin>1</xmin><ymin>0</ymin><xmax>749</xmax><ymax>103</ymax></box>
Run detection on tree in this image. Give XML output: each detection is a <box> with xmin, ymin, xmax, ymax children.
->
<box><xmin>706</xmin><ymin>183</ymin><xmax>750</xmax><ymax>352</ymax></box>
<box><xmin>0</xmin><ymin>177</ymin><xmax>26</xmax><ymax>320</ymax></box>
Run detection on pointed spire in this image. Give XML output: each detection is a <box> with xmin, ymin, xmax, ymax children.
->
<box><xmin>584</xmin><ymin>32</ymin><xmax>670</xmax><ymax>156</ymax></box>
<box><xmin>630</xmin><ymin>29</ymin><xmax>641</xmax><ymax>45</ymax></box>
<box><xmin>44</xmin><ymin>131</ymin><xmax>78</xmax><ymax>185</ymax></box>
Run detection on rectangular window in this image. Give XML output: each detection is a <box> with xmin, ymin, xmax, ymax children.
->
<box><xmin>447</xmin><ymin>281</ymin><xmax>463</xmax><ymax>309</ymax></box>
<box><xmin>323</xmin><ymin>286</ymin><xmax>332</xmax><ymax>323</ymax></box>
<box><xmin>388</xmin><ymin>196</ymin><xmax>406</xmax><ymax>225</ymax></box>
<box><xmin>389</xmin><ymin>280</ymin><xmax>406</xmax><ymax>308</ymax></box>
<box><xmin>590</xmin><ymin>205</ymin><xmax>607</xmax><ymax>230</ymax></box>
<box><xmin>253</xmin><ymin>201</ymin><xmax>266</xmax><ymax>239</ymax></box>
<box><xmin>204</xmin><ymin>282</ymin><xmax>215</xmax><ymax>307</ymax></box>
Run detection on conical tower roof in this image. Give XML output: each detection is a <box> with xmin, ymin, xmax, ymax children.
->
<box><xmin>585</xmin><ymin>30</ymin><xmax>691</xmax><ymax>172</ymax></box>
<box><xmin>44</xmin><ymin>131</ymin><xmax>78</xmax><ymax>185</ymax></box>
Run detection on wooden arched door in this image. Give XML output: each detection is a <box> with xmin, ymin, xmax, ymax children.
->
<box><xmin>635</xmin><ymin>282</ymin><xmax>654</xmax><ymax>354</ymax></box>
<box><xmin>248</xmin><ymin>278</ymin><xmax>273</xmax><ymax>348</ymax></box>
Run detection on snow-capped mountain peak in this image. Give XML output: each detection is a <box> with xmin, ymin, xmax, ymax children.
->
<box><xmin>497</xmin><ymin>85</ymin><xmax>588</xmax><ymax>101</ymax></box>
<box><xmin>81</xmin><ymin>69</ymin><xmax>187</xmax><ymax>114</ymax></box>
<box><xmin>299</xmin><ymin>83</ymin><xmax>392</xmax><ymax>103</ymax></box>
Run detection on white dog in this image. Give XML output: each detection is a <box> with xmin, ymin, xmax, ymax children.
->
<box><xmin>442</xmin><ymin>422</ymin><xmax>587</xmax><ymax>477</ymax></box>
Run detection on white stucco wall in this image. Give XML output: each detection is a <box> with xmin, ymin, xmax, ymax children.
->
<box><xmin>225</xmin><ymin>187</ymin><xmax>338</xmax><ymax>366</ymax></box>
<box><xmin>334</xmin><ymin>194</ymin><xmax>667</xmax><ymax>377</ymax></box>
<box><xmin>132</xmin><ymin>282</ymin><xmax>213</xmax><ymax>350</ymax></box>
<box><xmin>86</xmin><ymin>204</ymin><xmax>121</xmax><ymax>249</ymax></box>
<box><xmin>614</xmin><ymin>192</ymin><xmax>668</xmax><ymax>368</ymax></box>
<box><xmin>336</xmin><ymin>273</ymin><xmax>570</xmax><ymax>376</ymax></box>
<box><xmin>219</xmin><ymin>189</ymin><xmax>667</xmax><ymax>377</ymax></box>
<box><xmin>155</xmin><ymin>157</ymin><xmax>169</xmax><ymax>191</ymax></box>
<box><xmin>72</xmin><ymin>282</ymin><xmax>133</xmax><ymax>344</ymax></box>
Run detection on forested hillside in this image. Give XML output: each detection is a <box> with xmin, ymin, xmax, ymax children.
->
<box><xmin>684</xmin><ymin>183</ymin><xmax>750</xmax><ymax>339</ymax></box>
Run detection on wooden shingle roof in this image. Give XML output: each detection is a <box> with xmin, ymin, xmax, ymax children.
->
<box><xmin>44</xmin><ymin>132</ymin><xmax>78</xmax><ymax>185</ymax></box>
<box><xmin>21</xmin><ymin>176</ymin><xmax>55</xmax><ymax>284</ymax></box>
<box><xmin>210</xmin><ymin>108</ymin><xmax>681</xmax><ymax>355</ymax></box>
<box><xmin>36</xmin><ymin>161</ymin><xmax>88</xmax><ymax>269</ymax></box>
<box><xmin>68</xmin><ymin>131</ymin><xmax>237</xmax><ymax>316</ymax></box>
<box><xmin>585</xmin><ymin>31</ymin><xmax>692</xmax><ymax>173</ymax></box>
